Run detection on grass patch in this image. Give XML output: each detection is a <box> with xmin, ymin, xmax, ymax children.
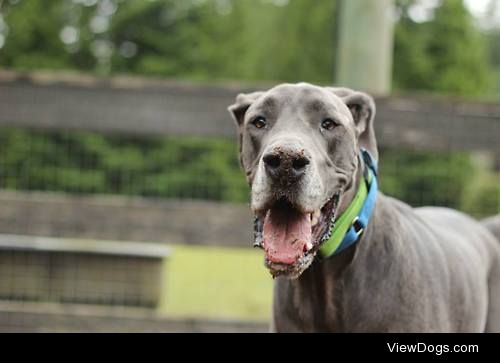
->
<box><xmin>159</xmin><ymin>244</ymin><xmax>273</xmax><ymax>321</ymax></box>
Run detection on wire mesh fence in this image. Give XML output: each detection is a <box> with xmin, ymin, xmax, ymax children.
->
<box><xmin>0</xmin><ymin>250</ymin><xmax>161</xmax><ymax>307</ymax></box>
<box><xmin>0</xmin><ymin>127</ymin><xmax>247</xmax><ymax>202</ymax></box>
<box><xmin>0</xmin><ymin>127</ymin><xmax>498</xmax><ymax>216</ymax></box>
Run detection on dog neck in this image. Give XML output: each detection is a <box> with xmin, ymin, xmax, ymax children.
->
<box><xmin>319</xmin><ymin>153</ymin><xmax>365</xmax><ymax>267</ymax></box>
<box><xmin>278</xmin><ymin>198</ymin><xmax>382</xmax><ymax>332</ymax></box>
<box><xmin>275</xmin><ymin>154</ymin><xmax>379</xmax><ymax>331</ymax></box>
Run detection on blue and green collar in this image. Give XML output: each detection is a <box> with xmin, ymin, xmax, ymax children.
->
<box><xmin>319</xmin><ymin>149</ymin><xmax>378</xmax><ymax>258</ymax></box>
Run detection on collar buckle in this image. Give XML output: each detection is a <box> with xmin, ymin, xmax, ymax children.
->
<box><xmin>352</xmin><ymin>216</ymin><xmax>364</xmax><ymax>238</ymax></box>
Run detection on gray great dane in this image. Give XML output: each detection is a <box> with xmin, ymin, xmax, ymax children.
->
<box><xmin>228</xmin><ymin>83</ymin><xmax>500</xmax><ymax>332</ymax></box>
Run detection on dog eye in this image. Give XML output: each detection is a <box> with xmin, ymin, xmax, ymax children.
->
<box><xmin>321</xmin><ymin>118</ymin><xmax>337</xmax><ymax>131</ymax></box>
<box><xmin>251</xmin><ymin>116</ymin><xmax>267</xmax><ymax>129</ymax></box>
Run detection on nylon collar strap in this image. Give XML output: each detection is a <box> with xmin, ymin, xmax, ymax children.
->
<box><xmin>319</xmin><ymin>149</ymin><xmax>378</xmax><ymax>258</ymax></box>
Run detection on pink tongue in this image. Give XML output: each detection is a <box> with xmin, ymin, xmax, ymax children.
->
<box><xmin>263</xmin><ymin>207</ymin><xmax>312</xmax><ymax>264</ymax></box>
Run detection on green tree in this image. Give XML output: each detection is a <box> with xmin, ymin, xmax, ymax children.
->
<box><xmin>108</xmin><ymin>0</ymin><xmax>210</xmax><ymax>77</ymax></box>
<box><xmin>225</xmin><ymin>0</ymin><xmax>338</xmax><ymax>83</ymax></box>
<box><xmin>487</xmin><ymin>29</ymin><xmax>500</xmax><ymax>95</ymax></box>
<box><xmin>393</xmin><ymin>0</ymin><xmax>492</xmax><ymax>96</ymax></box>
<box><xmin>427</xmin><ymin>0</ymin><xmax>491</xmax><ymax>95</ymax></box>
<box><xmin>0</xmin><ymin>0</ymin><xmax>70</xmax><ymax>69</ymax></box>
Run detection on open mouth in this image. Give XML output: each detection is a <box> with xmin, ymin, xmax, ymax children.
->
<box><xmin>254</xmin><ymin>192</ymin><xmax>340</xmax><ymax>278</ymax></box>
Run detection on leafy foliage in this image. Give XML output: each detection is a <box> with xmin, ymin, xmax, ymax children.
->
<box><xmin>393</xmin><ymin>0</ymin><xmax>492</xmax><ymax>96</ymax></box>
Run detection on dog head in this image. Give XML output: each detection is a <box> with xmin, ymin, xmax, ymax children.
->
<box><xmin>228</xmin><ymin>83</ymin><xmax>377</xmax><ymax>278</ymax></box>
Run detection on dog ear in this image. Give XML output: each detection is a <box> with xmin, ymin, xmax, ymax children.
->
<box><xmin>328</xmin><ymin>87</ymin><xmax>378</xmax><ymax>161</ymax></box>
<box><xmin>227</xmin><ymin>91</ymin><xmax>264</xmax><ymax>126</ymax></box>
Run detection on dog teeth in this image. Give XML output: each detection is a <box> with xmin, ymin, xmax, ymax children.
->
<box><xmin>321</xmin><ymin>224</ymin><xmax>334</xmax><ymax>242</ymax></box>
<box><xmin>304</xmin><ymin>241</ymin><xmax>313</xmax><ymax>252</ymax></box>
<box><xmin>310</xmin><ymin>210</ymin><xmax>321</xmax><ymax>226</ymax></box>
<box><xmin>253</xmin><ymin>240</ymin><xmax>263</xmax><ymax>249</ymax></box>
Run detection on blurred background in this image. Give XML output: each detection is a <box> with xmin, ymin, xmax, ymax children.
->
<box><xmin>0</xmin><ymin>0</ymin><xmax>498</xmax><ymax>332</ymax></box>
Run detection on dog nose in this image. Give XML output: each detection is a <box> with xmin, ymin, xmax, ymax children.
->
<box><xmin>263</xmin><ymin>148</ymin><xmax>310</xmax><ymax>183</ymax></box>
